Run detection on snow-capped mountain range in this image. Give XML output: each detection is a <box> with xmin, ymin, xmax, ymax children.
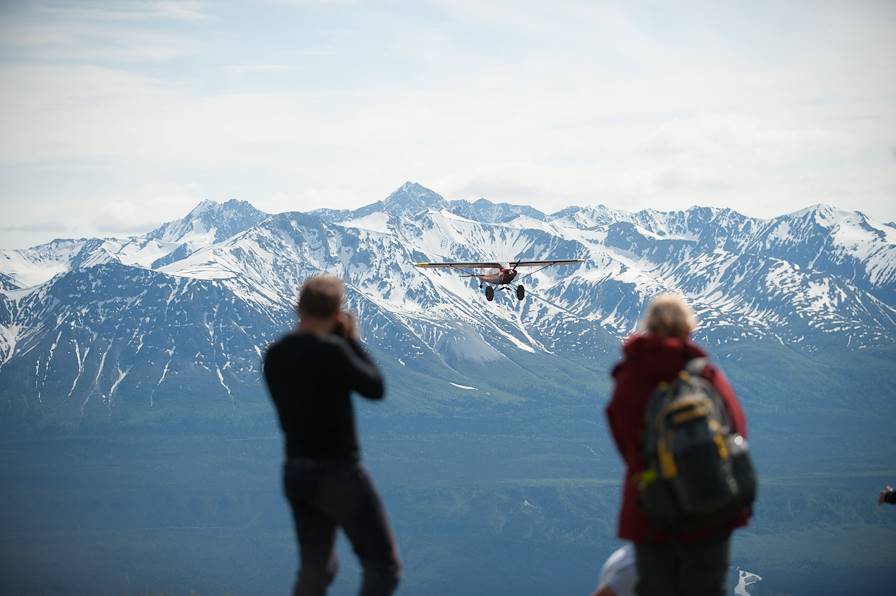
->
<box><xmin>1</xmin><ymin>182</ymin><xmax>894</xmax><ymax>421</ymax></box>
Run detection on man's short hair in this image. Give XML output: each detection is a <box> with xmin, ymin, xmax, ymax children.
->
<box><xmin>296</xmin><ymin>275</ymin><xmax>344</xmax><ymax>318</ymax></box>
<box><xmin>642</xmin><ymin>293</ymin><xmax>698</xmax><ymax>338</ymax></box>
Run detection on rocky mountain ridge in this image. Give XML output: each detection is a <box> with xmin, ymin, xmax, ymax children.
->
<box><xmin>1</xmin><ymin>182</ymin><xmax>893</xmax><ymax>421</ymax></box>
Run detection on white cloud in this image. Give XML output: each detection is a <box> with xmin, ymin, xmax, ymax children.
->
<box><xmin>223</xmin><ymin>64</ymin><xmax>299</xmax><ymax>74</ymax></box>
<box><xmin>37</xmin><ymin>1</ymin><xmax>209</xmax><ymax>23</ymax></box>
<box><xmin>0</xmin><ymin>0</ymin><xmax>895</xmax><ymax>247</ymax></box>
<box><xmin>0</xmin><ymin>182</ymin><xmax>206</xmax><ymax>248</ymax></box>
<box><xmin>0</xmin><ymin>20</ymin><xmax>201</xmax><ymax>62</ymax></box>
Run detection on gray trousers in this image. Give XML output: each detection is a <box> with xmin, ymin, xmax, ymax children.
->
<box><xmin>635</xmin><ymin>535</ymin><xmax>730</xmax><ymax>596</ymax></box>
<box><xmin>284</xmin><ymin>460</ymin><xmax>401</xmax><ymax>596</ymax></box>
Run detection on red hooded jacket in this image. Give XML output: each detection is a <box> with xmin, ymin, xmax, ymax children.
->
<box><xmin>605</xmin><ymin>333</ymin><xmax>750</xmax><ymax>543</ymax></box>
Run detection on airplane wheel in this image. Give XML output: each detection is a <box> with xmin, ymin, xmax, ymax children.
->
<box><xmin>516</xmin><ymin>285</ymin><xmax>525</xmax><ymax>300</ymax></box>
<box><xmin>485</xmin><ymin>286</ymin><xmax>494</xmax><ymax>301</ymax></box>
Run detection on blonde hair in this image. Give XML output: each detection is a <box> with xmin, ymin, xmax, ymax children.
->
<box><xmin>642</xmin><ymin>293</ymin><xmax>697</xmax><ymax>338</ymax></box>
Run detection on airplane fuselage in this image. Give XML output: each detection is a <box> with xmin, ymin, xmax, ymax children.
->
<box><xmin>478</xmin><ymin>267</ymin><xmax>518</xmax><ymax>285</ymax></box>
<box><xmin>414</xmin><ymin>257</ymin><xmax>583</xmax><ymax>302</ymax></box>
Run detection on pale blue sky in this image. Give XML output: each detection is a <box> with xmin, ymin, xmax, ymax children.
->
<box><xmin>1</xmin><ymin>0</ymin><xmax>895</xmax><ymax>248</ymax></box>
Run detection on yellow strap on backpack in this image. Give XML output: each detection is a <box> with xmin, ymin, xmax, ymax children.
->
<box><xmin>710</xmin><ymin>419</ymin><xmax>730</xmax><ymax>461</ymax></box>
<box><xmin>658</xmin><ymin>437</ymin><xmax>678</xmax><ymax>479</ymax></box>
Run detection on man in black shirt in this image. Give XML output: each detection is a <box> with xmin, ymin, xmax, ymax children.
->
<box><xmin>264</xmin><ymin>275</ymin><xmax>400</xmax><ymax>596</ymax></box>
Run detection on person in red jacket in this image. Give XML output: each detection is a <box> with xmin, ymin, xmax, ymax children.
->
<box><xmin>606</xmin><ymin>293</ymin><xmax>750</xmax><ymax>596</ymax></box>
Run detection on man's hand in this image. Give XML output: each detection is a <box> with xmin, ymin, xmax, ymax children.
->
<box><xmin>336</xmin><ymin>311</ymin><xmax>360</xmax><ymax>340</ymax></box>
<box><xmin>879</xmin><ymin>485</ymin><xmax>894</xmax><ymax>505</ymax></box>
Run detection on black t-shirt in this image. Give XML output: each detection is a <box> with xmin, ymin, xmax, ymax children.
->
<box><xmin>263</xmin><ymin>332</ymin><xmax>384</xmax><ymax>462</ymax></box>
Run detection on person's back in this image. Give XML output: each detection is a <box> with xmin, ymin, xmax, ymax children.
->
<box><xmin>605</xmin><ymin>293</ymin><xmax>750</xmax><ymax>596</ymax></box>
<box><xmin>265</xmin><ymin>332</ymin><xmax>383</xmax><ymax>461</ymax></box>
<box><xmin>263</xmin><ymin>275</ymin><xmax>400</xmax><ymax>596</ymax></box>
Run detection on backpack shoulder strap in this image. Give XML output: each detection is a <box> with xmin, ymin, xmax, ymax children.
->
<box><xmin>684</xmin><ymin>357</ymin><xmax>733</xmax><ymax>428</ymax></box>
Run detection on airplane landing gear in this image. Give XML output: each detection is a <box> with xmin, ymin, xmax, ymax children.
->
<box><xmin>516</xmin><ymin>284</ymin><xmax>525</xmax><ymax>301</ymax></box>
<box><xmin>485</xmin><ymin>286</ymin><xmax>495</xmax><ymax>301</ymax></box>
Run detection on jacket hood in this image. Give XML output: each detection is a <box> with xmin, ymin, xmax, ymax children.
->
<box><xmin>615</xmin><ymin>332</ymin><xmax>707</xmax><ymax>380</ymax></box>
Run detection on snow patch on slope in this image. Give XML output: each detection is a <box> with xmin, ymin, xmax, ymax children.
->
<box><xmin>336</xmin><ymin>212</ymin><xmax>392</xmax><ymax>234</ymax></box>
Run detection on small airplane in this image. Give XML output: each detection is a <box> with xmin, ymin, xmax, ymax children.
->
<box><xmin>414</xmin><ymin>258</ymin><xmax>584</xmax><ymax>302</ymax></box>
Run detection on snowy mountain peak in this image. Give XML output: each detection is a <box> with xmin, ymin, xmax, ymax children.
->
<box><xmin>446</xmin><ymin>198</ymin><xmax>547</xmax><ymax>224</ymax></box>
<box><xmin>683</xmin><ymin>205</ymin><xmax>734</xmax><ymax>218</ymax></box>
<box><xmin>190</xmin><ymin>199</ymin><xmax>218</xmax><ymax>213</ymax></box>
<box><xmin>382</xmin><ymin>182</ymin><xmax>447</xmax><ymax>213</ymax></box>
<box><xmin>548</xmin><ymin>204</ymin><xmax>627</xmax><ymax>229</ymax></box>
<box><xmin>398</xmin><ymin>180</ymin><xmax>425</xmax><ymax>192</ymax></box>
<box><xmin>147</xmin><ymin>198</ymin><xmax>268</xmax><ymax>245</ymax></box>
<box><xmin>331</xmin><ymin>182</ymin><xmax>449</xmax><ymax>222</ymax></box>
<box><xmin>0</xmin><ymin>238</ymin><xmax>92</xmax><ymax>288</ymax></box>
<box><xmin>787</xmin><ymin>203</ymin><xmax>843</xmax><ymax>223</ymax></box>
<box><xmin>771</xmin><ymin>203</ymin><xmax>894</xmax><ymax>244</ymax></box>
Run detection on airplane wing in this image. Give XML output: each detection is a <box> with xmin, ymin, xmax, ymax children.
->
<box><xmin>415</xmin><ymin>262</ymin><xmax>503</xmax><ymax>270</ymax></box>
<box><xmin>511</xmin><ymin>259</ymin><xmax>584</xmax><ymax>267</ymax></box>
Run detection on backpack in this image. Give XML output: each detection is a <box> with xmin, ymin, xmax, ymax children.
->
<box><xmin>638</xmin><ymin>358</ymin><xmax>757</xmax><ymax>532</ymax></box>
